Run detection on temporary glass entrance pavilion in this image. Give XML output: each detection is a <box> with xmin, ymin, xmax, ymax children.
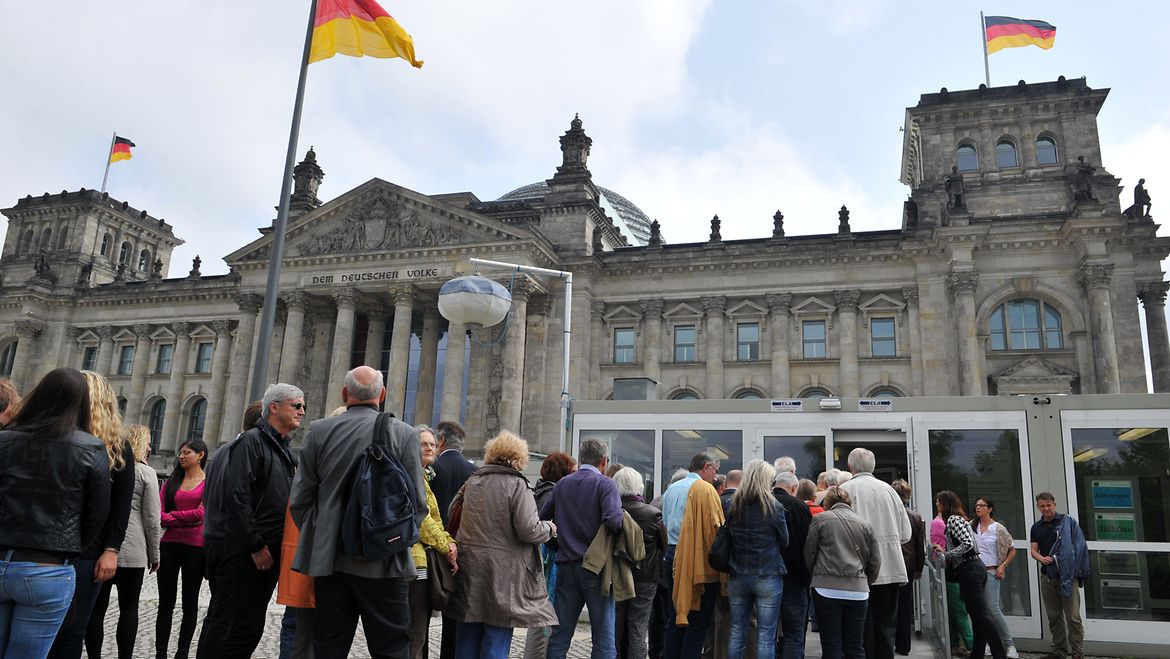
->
<box><xmin>570</xmin><ymin>394</ymin><xmax>1170</xmax><ymax>657</ymax></box>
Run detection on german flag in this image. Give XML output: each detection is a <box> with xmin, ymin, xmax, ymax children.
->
<box><xmin>309</xmin><ymin>0</ymin><xmax>423</xmax><ymax>67</ymax></box>
<box><xmin>109</xmin><ymin>136</ymin><xmax>135</xmax><ymax>163</ymax></box>
<box><xmin>985</xmin><ymin>16</ymin><xmax>1057</xmax><ymax>54</ymax></box>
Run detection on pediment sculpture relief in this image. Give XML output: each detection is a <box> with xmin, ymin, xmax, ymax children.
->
<box><xmin>296</xmin><ymin>197</ymin><xmax>465</xmax><ymax>256</ymax></box>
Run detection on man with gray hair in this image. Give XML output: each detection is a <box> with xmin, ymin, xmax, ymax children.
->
<box><xmin>430</xmin><ymin>419</ymin><xmax>476</xmax><ymax>659</ymax></box>
<box><xmin>198</xmin><ymin>382</ymin><xmax>305</xmax><ymax>658</ymax></box>
<box><xmin>771</xmin><ymin>470</ymin><xmax>812</xmax><ymax>658</ymax></box>
<box><xmin>840</xmin><ymin>447</ymin><xmax>912</xmax><ymax>659</ymax></box>
<box><xmin>774</xmin><ymin>456</ymin><xmax>796</xmax><ymax>475</ymax></box>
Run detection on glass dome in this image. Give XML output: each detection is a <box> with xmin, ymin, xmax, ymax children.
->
<box><xmin>497</xmin><ymin>182</ymin><xmax>655</xmax><ymax>246</ymax></box>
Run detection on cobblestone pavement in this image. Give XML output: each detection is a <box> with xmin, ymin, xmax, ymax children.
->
<box><xmin>92</xmin><ymin>574</ymin><xmax>1124</xmax><ymax>658</ymax></box>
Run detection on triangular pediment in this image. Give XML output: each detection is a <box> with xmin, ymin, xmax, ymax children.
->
<box><xmin>603</xmin><ymin>305</ymin><xmax>643</xmax><ymax>323</ymax></box>
<box><xmin>663</xmin><ymin>302</ymin><xmax>702</xmax><ymax>320</ymax></box>
<box><xmin>726</xmin><ymin>300</ymin><xmax>768</xmax><ymax>317</ymax></box>
<box><xmin>226</xmin><ymin>179</ymin><xmax>534</xmax><ymax>263</ymax></box>
<box><xmin>859</xmin><ymin>293</ymin><xmax>905</xmax><ymax>314</ymax></box>
<box><xmin>994</xmin><ymin>356</ymin><xmax>1078</xmax><ymax>379</ymax></box>
<box><xmin>792</xmin><ymin>296</ymin><xmax>834</xmax><ymax>315</ymax></box>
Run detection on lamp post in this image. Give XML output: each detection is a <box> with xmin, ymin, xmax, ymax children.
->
<box><xmin>438</xmin><ymin>258</ymin><xmax>574</xmax><ymax>453</ymax></box>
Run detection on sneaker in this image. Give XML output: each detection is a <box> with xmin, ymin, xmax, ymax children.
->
<box><xmin>1006</xmin><ymin>646</ymin><xmax>1019</xmax><ymax>659</ymax></box>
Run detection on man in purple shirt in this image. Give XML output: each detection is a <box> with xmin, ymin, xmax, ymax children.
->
<box><xmin>541</xmin><ymin>438</ymin><xmax>624</xmax><ymax>659</ymax></box>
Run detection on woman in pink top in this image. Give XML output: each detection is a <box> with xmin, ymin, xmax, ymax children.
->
<box><xmin>156</xmin><ymin>438</ymin><xmax>207</xmax><ymax>659</ymax></box>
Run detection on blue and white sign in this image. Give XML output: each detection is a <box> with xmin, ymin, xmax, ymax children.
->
<box><xmin>859</xmin><ymin>399</ymin><xmax>893</xmax><ymax>411</ymax></box>
<box><xmin>770</xmin><ymin>399</ymin><xmax>803</xmax><ymax>412</ymax></box>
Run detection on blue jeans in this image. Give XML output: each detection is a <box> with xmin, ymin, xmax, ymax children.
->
<box><xmin>455</xmin><ymin>621</ymin><xmax>512</xmax><ymax>659</ymax></box>
<box><xmin>983</xmin><ymin>570</ymin><xmax>1014</xmax><ymax>650</ymax></box>
<box><xmin>812</xmin><ymin>590</ymin><xmax>867</xmax><ymax>659</ymax></box>
<box><xmin>547</xmin><ymin>560</ymin><xmax>616</xmax><ymax>659</ymax></box>
<box><xmin>777</xmin><ymin>578</ymin><xmax>808</xmax><ymax>659</ymax></box>
<box><xmin>0</xmin><ymin>558</ymin><xmax>76</xmax><ymax>659</ymax></box>
<box><xmin>728</xmin><ymin>575</ymin><xmax>782</xmax><ymax>659</ymax></box>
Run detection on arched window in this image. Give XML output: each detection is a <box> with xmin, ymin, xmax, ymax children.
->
<box><xmin>800</xmin><ymin>388</ymin><xmax>831</xmax><ymax>400</ymax></box>
<box><xmin>118</xmin><ymin>241</ymin><xmax>132</xmax><ymax>265</ymax></box>
<box><xmin>734</xmin><ymin>389</ymin><xmax>764</xmax><ymax>400</ymax></box>
<box><xmin>869</xmin><ymin>388</ymin><xmax>902</xmax><ymax>398</ymax></box>
<box><xmin>0</xmin><ymin>342</ymin><xmax>16</xmax><ymax>377</ymax></box>
<box><xmin>996</xmin><ymin>139</ymin><xmax>1019</xmax><ymax>168</ymax></box>
<box><xmin>57</xmin><ymin>226</ymin><xmax>69</xmax><ymax>250</ymax></box>
<box><xmin>100</xmin><ymin>233</ymin><xmax>112</xmax><ymax>257</ymax></box>
<box><xmin>138</xmin><ymin>249</ymin><xmax>150</xmax><ymax>272</ymax></box>
<box><xmin>1036</xmin><ymin>136</ymin><xmax>1058</xmax><ymax>165</ymax></box>
<box><xmin>187</xmin><ymin>398</ymin><xmax>207</xmax><ymax>441</ymax></box>
<box><xmin>956</xmin><ymin>144</ymin><xmax>978</xmax><ymax>172</ymax></box>
<box><xmin>40</xmin><ymin>227</ymin><xmax>52</xmax><ymax>250</ymax></box>
<box><xmin>148</xmin><ymin>399</ymin><xmax>166</xmax><ymax>453</ymax></box>
<box><xmin>20</xmin><ymin>229</ymin><xmax>34</xmax><ymax>253</ymax></box>
<box><xmin>670</xmin><ymin>390</ymin><xmax>700</xmax><ymax>400</ymax></box>
<box><xmin>989</xmin><ymin>299</ymin><xmax>1063</xmax><ymax>350</ymax></box>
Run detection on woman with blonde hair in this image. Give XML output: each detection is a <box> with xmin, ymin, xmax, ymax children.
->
<box><xmin>447</xmin><ymin>431</ymin><xmax>558</xmax><ymax>659</ymax></box>
<box><xmin>49</xmin><ymin>371</ymin><xmax>135</xmax><ymax>659</ymax></box>
<box><xmin>85</xmin><ymin>425</ymin><xmax>162</xmax><ymax>659</ymax></box>
<box><xmin>726</xmin><ymin>459</ymin><xmax>789</xmax><ymax>659</ymax></box>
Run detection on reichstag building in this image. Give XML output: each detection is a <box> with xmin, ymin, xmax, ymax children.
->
<box><xmin>2</xmin><ymin>77</ymin><xmax>1167</xmax><ymax>457</ymax></box>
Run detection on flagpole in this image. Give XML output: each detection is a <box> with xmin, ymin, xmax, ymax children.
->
<box><xmin>248</xmin><ymin>0</ymin><xmax>318</xmax><ymax>403</ymax></box>
<box><xmin>100</xmin><ymin>131</ymin><xmax>117</xmax><ymax>193</ymax></box>
<box><xmin>981</xmin><ymin>11</ymin><xmax>991</xmax><ymax>87</ymax></box>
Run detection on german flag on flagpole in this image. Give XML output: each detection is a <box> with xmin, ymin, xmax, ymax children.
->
<box><xmin>109</xmin><ymin>136</ymin><xmax>135</xmax><ymax>163</ymax></box>
<box><xmin>309</xmin><ymin>0</ymin><xmax>423</xmax><ymax>67</ymax></box>
<box><xmin>985</xmin><ymin>16</ymin><xmax>1057</xmax><ymax>54</ymax></box>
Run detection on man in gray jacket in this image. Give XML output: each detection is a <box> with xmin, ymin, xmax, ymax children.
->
<box><xmin>290</xmin><ymin>365</ymin><xmax>427</xmax><ymax>659</ymax></box>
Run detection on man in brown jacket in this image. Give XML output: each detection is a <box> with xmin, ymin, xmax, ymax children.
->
<box><xmin>892</xmin><ymin>479</ymin><xmax>926</xmax><ymax>656</ymax></box>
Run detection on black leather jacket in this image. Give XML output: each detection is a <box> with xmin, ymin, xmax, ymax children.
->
<box><xmin>0</xmin><ymin>428</ymin><xmax>112</xmax><ymax>557</ymax></box>
<box><xmin>218</xmin><ymin>418</ymin><xmax>297</xmax><ymax>556</ymax></box>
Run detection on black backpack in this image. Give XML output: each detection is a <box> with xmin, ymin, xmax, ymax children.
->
<box><xmin>339</xmin><ymin>412</ymin><xmax>419</xmax><ymax>560</ymax></box>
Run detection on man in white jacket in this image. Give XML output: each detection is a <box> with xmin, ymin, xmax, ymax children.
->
<box><xmin>840</xmin><ymin>447</ymin><xmax>911</xmax><ymax>659</ymax></box>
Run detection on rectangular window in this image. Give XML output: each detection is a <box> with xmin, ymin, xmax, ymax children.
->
<box><xmin>871</xmin><ymin>318</ymin><xmax>896</xmax><ymax>357</ymax></box>
<box><xmin>613</xmin><ymin>328</ymin><xmax>635</xmax><ymax>364</ymax></box>
<box><xmin>736</xmin><ymin>323</ymin><xmax>760</xmax><ymax>360</ymax></box>
<box><xmin>117</xmin><ymin>345</ymin><xmax>134</xmax><ymax>375</ymax></box>
<box><xmin>82</xmin><ymin>346</ymin><xmax>98</xmax><ymax>371</ymax></box>
<box><xmin>674</xmin><ymin>325</ymin><xmax>696</xmax><ymax>362</ymax></box>
<box><xmin>156</xmin><ymin>344</ymin><xmax>173</xmax><ymax>374</ymax></box>
<box><xmin>803</xmin><ymin>320</ymin><xmax>826</xmax><ymax>359</ymax></box>
<box><xmin>194</xmin><ymin>343</ymin><xmax>213</xmax><ymax>374</ymax></box>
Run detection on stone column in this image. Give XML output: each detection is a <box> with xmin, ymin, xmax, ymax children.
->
<box><xmin>903</xmin><ymin>287</ymin><xmax>925</xmax><ymax>396</ymax></box>
<box><xmin>220</xmin><ymin>294</ymin><xmax>262</xmax><ymax>443</ymax></box>
<box><xmin>522</xmin><ymin>296</ymin><xmax>552</xmax><ymax>444</ymax></box>
<box><xmin>125</xmin><ymin>324</ymin><xmax>153</xmax><ymax>424</ymax></box>
<box><xmin>767</xmin><ymin>293</ymin><xmax>792</xmax><ymax>398</ymax></box>
<box><xmin>277</xmin><ymin>290</ymin><xmax>308</xmax><ymax>384</ymax></box>
<box><xmin>499</xmin><ymin>281</ymin><xmax>530</xmax><ymax>433</ymax></box>
<box><xmin>364</xmin><ymin>301</ymin><xmax>388</xmax><ymax>369</ymax></box>
<box><xmin>11</xmin><ymin>320</ymin><xmax>44</xmax><ymax>391</ymax></box>
<box><xmin>96</xmin><ymin>325</ymin><xmax>116</xmax><ymax>376</ymax></box>
<box><xmin>589</xmin><ymin>300</ymin><xmax>605</xmax><ymax>399</ymax></box>
<box><xmin>948</xmin><ymin>271</ymin><xmax>983</xmax><ymax>396</ymax></box>
<box><xmin>159</xmin><ymin>322</ymin><xmax>192</xmax><ymax>454</ymax></box>
<box><xmin>203</xmin><ymin>320</ymin><xmax>234</xmax><ymax>444</ymax></box>
<box><xmin>439</xmin><ymin>320</ymin><xmax>466</xmax><ymax>424</ymax></box>
<box><xmin>325</xmin><ymin>289</ymin><xmax>359</xmax><ymax>412</ymax></box>
<box><xmin>703</xmin><ymin>296</ymin><xmax>726</xmax><ymax>398</ymax></box>
<box><xmin>834</xmin><ymin>289</ymin><xmax>861</xmax><ymax>397</ymax></box>
<box><xmin>386</xmin><ymin>286</ymin><xmax>416</xmax><ymax>416</ymax></box>
<box><xmin>1138</xmin><ymin>282</ymin><xmax>1170</xmax><ymax>392</ymax></box>
<box><xmin>640</xmin><ymin>299</ymin><xmax>664</xmax><ymax>391</ymax></box>
<box><xmin>413</xmin><ymin>307</ymin><xmax>441</xmax><ymax>425</ymax></box>
<box><xmin>1080</xmin><ymin>264</ymin><xmax>1120</xmax><ymax>394</ymax></box>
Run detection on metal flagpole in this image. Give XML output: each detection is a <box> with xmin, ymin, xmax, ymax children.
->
<box><xmin>248</xmin><ymin>0</ymin><xmax>318</xmax><ymax>402</ymax></box>
<box><xmin>100</xmin><ymin>131</ymin><xmax>117</xmax><ymax>193</ymax></box>
<box><xmin>981</xmin><ymin>11</ymin><xmax>991</xmax><ymax>87</ymax></box>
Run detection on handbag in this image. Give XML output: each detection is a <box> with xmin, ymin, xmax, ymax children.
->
<box><xmin>426</xmin><ymin>546</ymin><xmax>455</xmax><ymax>611</ymax></box>
<box><xmin>707</xmin><ymin>522</ymin><xmax>732</xmax><ymax>573</ymax></box>
<box><xmin>445</xmin><ymin>483</ymin><xmax>466</xmax><ymax>537</ymax></box>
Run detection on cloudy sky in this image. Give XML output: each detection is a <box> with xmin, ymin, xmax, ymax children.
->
<box><xmin>2</xmin><ymin>1</ymin><xmax>1167</xmax><ymax>275</ymax></box>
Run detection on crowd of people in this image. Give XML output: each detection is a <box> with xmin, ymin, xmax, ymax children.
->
<box><xmin>0</xmin><ymin>368</ymin><xmax>1092</xmax><ymax>659</ymax></box>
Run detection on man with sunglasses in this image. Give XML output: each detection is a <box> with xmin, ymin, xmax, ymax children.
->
<box><xmin>198</xmin><ymin>382</ymin><xmax>305</xmax><ymax>659</ymax></box>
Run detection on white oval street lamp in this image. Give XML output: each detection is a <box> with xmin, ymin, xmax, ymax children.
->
<box><xmin>437</xmin><ymin>274</ymin><xmax>512</xmax><ymax>329</ymax></box>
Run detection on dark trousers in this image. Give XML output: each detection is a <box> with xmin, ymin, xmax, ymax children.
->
<box><xmin>408</xmin><ymin>578</ymin><xmax>431</xmax><ymax>659</ymax></box>
<box><xmin>279</xmin><ymin>606</ymin><xmax>315</xmax><ymax>659</ymax></box>
<box><xmin>440</xmin><ymin>614</ymin><xmax>458</xmax><ymax>659</ymax></box>
<box><xmin>813</xmin><ymin>590</ymin><xmax>867</xmax><ymax>659</ymax></box>
<box><xmin>158</xmin><ymin>542</ymin><xmax>205</xmax><ymax>658</ymax></box>
<box><xmin>196</xmin><ymin>545</ymin><xmax>281</xmax><ymax>659</ymax></box>
<box><xmin>863</xmin><ymin>583</ymin><xmax>900</xmax><ymax>659</ymax></box>
<box><xmin>47</xmin><ymin>558</ymin><xmax>103</xmax><ymax>659</ymax></box>
<box><xmin>777</xmin><ymin>578</ymin><xmax>809</xmax><ymax>659</ymax></box>
<box><xmin>894</xmin><ymin>582</ymin><xmax>915</xmax><ymax>655</ymax></box>
<box><xmin>649</xmin><ymin>579</ymin><xmax>669</xmax><ymax>659</ymax></box>
<box><xmin>312</xmin><ymin>572</ymin><xmax>411</xmax><ymax>659</ymax></box>
<box><xmin>84</xmin><ymin>566</ymin><xmax>145</xmax><ymax>659</ymax></box>
<box><xmin>662</xmin><ymin>547</ymin><xmax>718</xmax><ymax>659</ymax></box>
<box><xmin>954</xmin><ymin>561</ymin><xmax>1006</xmax><ymax>659</ymax></box>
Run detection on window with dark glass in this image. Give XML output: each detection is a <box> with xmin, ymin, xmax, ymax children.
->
<box><xmin>737</xmin><ymin>323</ymin><xmax>760</xmax><ymax>360</ymax></box>
<box><xmin>117</xmin><ymin>345</ymin><xmax>134</xmax><ymax>375</ymax></box>
<box><xmin>82</xmin><ymin>346</ymin><xmax>98</xmax><ymax>371</ymax></box>
<box><xmin>989</xmin><ymin>299</ymin><xmax>1063</xmax><ymax>350</ymax></box>
<box><xmin>57</xmin><ymin>227</ymin><xmax>69</xmax><ymax>250</ymax></box>
<box><xmin>671</xmin><ymin>390</ymin><xmax>699</xmax><ymax>400</ymax></box>
<box><xmin>187</xmin><ymin>398</ymin><xmax>207</xmax><ymax>441</ymax></box>
<box><xmin>660</xmin><ymin>429</ymin><xmax>743</xmax><ymax>493</ymax></box>
<box><xmin>156</xmin><ymin>344</ymin><xmax>173</xmax><ymax>374</ymax></box>
<box><xmin>194</xmin><ymin>343</ymin><xmax>213</xmax><ymax>373</ymax></box>
<box><xmin>0</xmin><ymin>343</ymin><xmax>15</xmax><ymax>377</ymax></box>
<box><xmin>40</xmin><ymin>228</ymin><xmax>52</xmax><ymax>249</ymax></box>
<box><xmin>870</xmin><ymin>388</ymin><xmax>901</xmax><ymax>398</ymax></box>
<box><xmin>801</xmin><ymin>388</ymin><xmax>830</xmax><ymax>399</ymax></box>
<box><xmin>117</xmin><ymin>397</ymin><xmax>127</xmax><ymax>417</ymax></box>
<box><xmin>138</xmin><ymin>249</ymin><xmax>150</xmax><ymax>271</ymax></box>
<box><xmin>956</xmin><ymin>144</ymin><xmax>979</xmax><ymax>171</ymax></box>
<box><xmin>148</xmin><ymin>399</ymin><xmax>166</xmax><ymax>452</ymax></box>
<box><xmin>21</xmin><ymin>229</ymin><xmax>34</xmax><ymax>253</ymax></box>
<box><xmin>871</xmin><ymin>317</ymin><xmax>896</xmax><ymax>357</ymax></box>
<box><xmin>674</xmin><ymin>325</ymin><xmax>696</xmax><ymax>362</ymax></box>
<box><xmin>119</xmin><ymin>241</ymin><xmax>132</xmax><ymax>265</ymax></box>
<box><xmin>996</xmin><ymin>139</ymin><xmax>1019</xmax><ymax>168</ymax></box>
<box><xmin>803</xmin><ymin>320</ymin><xmax>826</xmax><ymax>358</ymax></box>
<box><xmin>1036</xmin><ymin>136</ymin><xmax>1058</xmax><ymax>165</ymax></box>
<box><xmin>100</xmin><ymin>234</ymin><xmax>111</xmax><ymax>257</ymax></box>
<box><xmin>735</xmin><ymin>390</ymin><xmax>763</xmax><ymax>399</ymax></box>
<box><xmin>613</xmin><ymin>328</ymin><xmax>635</xmax><ymax>364</ymax></box>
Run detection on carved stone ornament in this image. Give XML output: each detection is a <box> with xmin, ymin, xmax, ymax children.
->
<box><xmin>132</xmin><ymin>323</ymin><xmax>153</xmax><ymax>339</ymax></box>
<box><xmin>171</xmin><ymin>321</ymin><xmax>191</xmax><ymax>336</ymax></box>
<box><xmin>96</xmin><ymin>325</ymin><xmax>115</xmax><ymax>339</ymax></box>
<box><xmin>296</xmin><ymin>197</ymin><xmax>464</xmax><ymax>256</ymax></box>
<box><xmin>1077</xmin><ymin>263</ymin><xmax>1114</xmax><ymax>289</ymax></box>
<box><xmin>640</xmin><ymin>299</ymin><xmax>664</xmax><ymax>318</ymax></box>
<box><xmin>833</xmin><ymin>289</ymin><xmax>861</xmax><ymax>309</ymax></box>
<box><xmin>766</xmin><ymin>293</ymin><xmax>793</xmax><ymax>313</ymax></box>
<box><xmin>14</xmin><ymin>319</ymin><xmax>44</xmax><ymax>338</ymax></box>
<box><xmin>212</xmin><ymin>320</ymin><xmax>232</xmax><ymax>336</ymax></box>
<box><xmin>772</xmin><ymin>210</ymin><xmax>785</xmax><ymax>239</ymax></box>
<box><xmin>282</xmin><ymin>290</ymin><xmax>308</xmax><ymax>310</ymax></box>
<box><xmin>648</xmin><ymin>220</ymin><xmax>663</xmax><ymax>247</ymax></box>
<box><xmin>902</xmin><ymin>287</ymin><xmax>920</xmax><ymax>305</ymax></box>
<box><xmin>708</xmin><ymin>215</ymin><xmax>722</xmax><ymax>243</ymax></box>
<box><xmin>591</xmin><ymin>300</ymin><xmax>606</xmax><ymax>317</ymax></box>
<box><xmin>702</xmin><ymin>296</ymin><xmax>726</xmax><ymax>314</ymax></box>
<box><xmin>392</xmin><ymin>286</ymin><xmax>416</xmax><ymax>308</ymax></box>
<box><xmin>838</xmin><ymin>206</ymin><xmax>851</xmax><ymax>233</ymax></box>
<box><xmin>332</xmin><ymin>289</ymin><xmax>359</xmax><ymax>309</ymax></box>
<box><xmin>236</xmin><ymin>294</ymin><xmax>264</xmax><ymax>314</ymax></box>
<box><xmin>1138</xmin><ymin>281</ymin><xmax>1170</xmax><ymax>307</ymax></box>
<box><xmin>947</xmin><ymin>271</ymin><xmax>980</xmax><ymax>295</ymax></box>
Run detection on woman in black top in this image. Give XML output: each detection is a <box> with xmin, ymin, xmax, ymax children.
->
<box><xmin>0</xmin><ymin>367</ymin><xmax>112</xmax><ymax>659</ymax></box>
<box><xmin>932</xmin><ymin>490</ymin><xmax>1006</xmax><ymax>659</ymax></box>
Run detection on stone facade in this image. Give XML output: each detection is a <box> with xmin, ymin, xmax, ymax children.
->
<box><xmin>1</xmin><ymin>78</ymin><xmax>1168</xmax><ymax>457</ymax></box>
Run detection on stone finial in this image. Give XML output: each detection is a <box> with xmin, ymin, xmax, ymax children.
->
<box><xmin>556</xmin><ymin>114</ymin><xmax>592</xmax><ymax>176</ymax></box>
<box><xmin>708</xmin><ymin>215</ymin><xmax>722</xmax><ymax>243</ymax></box>
<box><xmin>151</xmin><ymin>258</ymin><xmax>163</xmax><ymax>279</ymax></box>
<box><xmin>189</xmin><ymin>256</ymin><xmax>202</xmax><ymax>278</ymax></box>
<box><xmin>838</xmin><ymin>205</ymin><xmax>851</xmax><ymax>233</ymax></box>
<box><xmin>648</xmin><ymin>220</ymin><xmax>662</xmax><ymax>248</ymax></box>
<box><xmin>114</xmin><ymin>263</ymin><xmax>127</xmax><ymax>282</ymax></box>
<box><xmin>772</xmin><ymin>210</ymin><xmax>785</xmax><ymax>239</ymax></box>
<box><xmin>291</xmin><ymin>146</ymin><xmax>325</xmax><ymax>214</ymax></box>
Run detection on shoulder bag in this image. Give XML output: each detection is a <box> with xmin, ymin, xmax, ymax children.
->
<box><xmin>708</xmin><ymin>521</ymin><xmax>732</xmax><ymax>573</ymax></box>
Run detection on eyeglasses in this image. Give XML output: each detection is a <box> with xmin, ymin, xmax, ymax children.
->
<box><xmin>288</xmin><ymin>402</ymin><xmax>306</xmax><ymax>411</ymax></box>
<box><xmin>974</xmin><ymin>503</ymin><xmax>990</xmax><ymax>508</ymax></box>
